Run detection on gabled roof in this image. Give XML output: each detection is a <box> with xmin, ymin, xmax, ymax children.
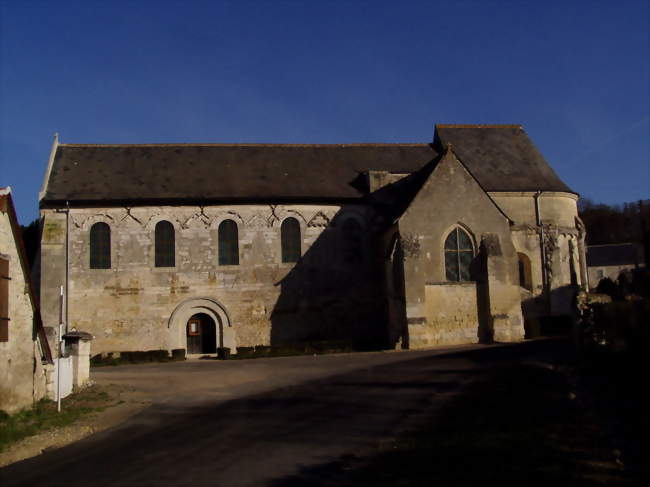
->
<box><xmin>40</xmin><ymin>124</ymin><xmax>574</xmax><ymax>206</ymax></box>
<box><xmin>434</xmin><ymin>125</ymin><xmax>574</xmax><ymax>193</ymax></box>
<box><xmin>372</xmin><ymin>146</ymin><xmax>512</xmax><ymax>225</ymax></box>
<box><xmin>41</xmin><ymin>143</ymin><xmax>438</xmax><ymax>205</ymax></box>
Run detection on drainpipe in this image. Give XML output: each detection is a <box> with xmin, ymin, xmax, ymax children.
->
<box><xmin>534</xmin><ymin>192</ymin><xmax>545</xmax><ymax>289</ymax></box>
<box><xmin>534</xmin><ymin>191</ymin><xmax>549</xmax><ymax>313</ymax></box>
<box><xmin>65</xmin><ymin>201</ymin><xmax>70</xmax><ymax>334</ymax></box>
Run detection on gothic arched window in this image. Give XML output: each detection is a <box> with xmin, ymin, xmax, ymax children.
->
<box><xmin>90</xmin><ymin>222</ymin><xmax>111</xmax><ymax>269</ymax></box>
<box><xmin>444</xmin><ymin>227</ymin><xmax>474</xmax><ymax>281</ymax></box>
<box><xmin>342</xmin><ymin>218</ymin><xmax>363</xmax><ymax>263</ymax></box>
<box><xmin>155</xmin><ymin>221</ymin><xmax>175</xmax><ymax>267</ymax></box>
<box><xmin>281</xmin><ymin>217</ymin><xmax>301</xmax><ymax>263</ymax></box>
<box><xmin>218</xmin><ymin>220</ymin><xmax>239</xmax><ymax>265</ymax></box>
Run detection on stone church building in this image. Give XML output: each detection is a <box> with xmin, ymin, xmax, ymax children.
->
<box><xmin>38</xmin><ymin>124</ymin><xmax>587</xmax><ymax>356</ymax></box>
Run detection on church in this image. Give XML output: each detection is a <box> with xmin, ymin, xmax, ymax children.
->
<box><xmin>37</xmin><ymin>124</ymin><xmax>586</xmax><ymax>356</ymax></box>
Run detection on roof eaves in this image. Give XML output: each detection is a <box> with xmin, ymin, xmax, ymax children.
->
<box><xmin>57</xmin><ymin>142</ymin><xmax>431</xmax><ymax>148</ymax></box>
<box><xmin>0</xmin><ymin>189</ymin><xmax>53</xmax><ymax>363</ymax></box>
<box><xmin>39</xmin><ymin>133</ymin><xmax>59</xmax><ymax>202</ymax></box>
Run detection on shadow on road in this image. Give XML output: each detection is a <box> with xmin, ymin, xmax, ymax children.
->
<box><xmin>2</xmin><ymin>340</ymin><xmax>637</xmax><ymax>487</ymax></box>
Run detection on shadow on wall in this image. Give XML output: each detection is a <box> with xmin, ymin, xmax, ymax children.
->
<box><xmin>520</xmin><ymin>284</ymin><xmax>579</xmax><ymax>338</ymax></box>
<box><xmin>473</xmin><ymin>244</ymin><xmax>493</xmax><ymax>344</ymax></box>
<box><xmin>269</xmin><ymin>206</ymin><xmax>391</xmax><ymax>350</ymax></box>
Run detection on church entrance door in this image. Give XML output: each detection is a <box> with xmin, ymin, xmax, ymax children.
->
<box><xmin>186</xmin><ymin>313</ymin><xmax>217</xmax><ymax>354</ymax></box>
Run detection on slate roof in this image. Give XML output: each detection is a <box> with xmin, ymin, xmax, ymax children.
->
<box><xmin>434</xmin><ymin>125</ymin><xmax>573</xmax><ymax>193</ymax></box>
<box><xmin>40</xmin><ymin>125</ymin><xmax>574</xmax><ymax>206</ymax></box>
<box><xmin>587</xmin><ymin>243</ymin><xmax>644</xmax><ymax>267</ymax></box>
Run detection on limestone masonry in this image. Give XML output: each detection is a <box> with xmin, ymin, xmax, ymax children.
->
<box><xmin>37</xmin><ymin>124</ymin><xmax>587</xmax><ymax>357</ymax></box>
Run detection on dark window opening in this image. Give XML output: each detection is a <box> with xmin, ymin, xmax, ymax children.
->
<box><xmin>90</xmin><ymin>222</ymin><xmax>111</xmax><ymax>269</ymax></box>
<box><xmin>518</xmin><ymin>252</ymin><xmax>532</xmax><ymax>291</ymax></box>
<box><xmin>155</xmin><ymin>221</ymin><xmax>175</xmax><ymax>267</ymax></box>
<box><xmin>186</xmin><ymin>313</ymin><xmax>217</xmax><ymax>354</ymax></box>
<box><xmin>281</xmin><ymin>217</ymin><xmax>301</xmax><ymax>263</ymax></box>
<box><xmin>218</xmin><ymin>220</ymin><xmax>239</xmax><ymax>265</ymax></box>
<box><xmin>342</xmin><ymin>218</ymin><xmax>363</xmax><ymax>263</ymax></box>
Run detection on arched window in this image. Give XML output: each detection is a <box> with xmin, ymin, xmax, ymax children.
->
<box><xmin>90</xmin><ymin>222</ymin><xmax>111</xmax><ymax>269</ymax></box>
<box><xmin>342</xmin><ymin>218</ymin><xmax>363</xmax><ymax>263</ymax></box>
<box><xmin>281</xmin><ymin>217</ymin><xmax>301</xmax><ymax>263</ymax></box>
<box><xmin>444</xmin><ymin>227</ymin><xmax>473</xmax><ymax>281</ymax></box>
<box><xmin>518</xmin><ymin>252</ymin><xmax>532</xmax><ymax>291</ymax></box>
<box><xmin>155</xmin><ymin>221</ymin><xmax>175</xmax><ymax>267</ymax></box>
<box><xmin>218</xmin><ymin>220</ymin><xmax>239</xmax><ymax>265</ymax></box>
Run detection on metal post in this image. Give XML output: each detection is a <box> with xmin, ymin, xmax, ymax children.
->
<box><xmin>57</xmin><ymin>286</ymin><xmax>63</xmax><ymax>412</ymax></box>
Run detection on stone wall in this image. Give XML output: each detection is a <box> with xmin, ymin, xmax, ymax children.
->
<box><xmin>491</xmin><ymin>191</ymin><xmax>584</xmax><ymax>323</ymax></box>
<box><xmin>396</xmin><ymin>152</ymin><xmax>524</xmax><ymax>347</ymax></box>
<box><xmin>40</xmin><ymin>204</ymin><xmax>383</xmax><ymax>355</ymax></box>
<box><xmin>417</xmin><ymin>283</ymin><xmax>479</xmax><ymax>346</ymax></box>
<box><xmin>0</xmin><ymin>206</ymin><xmax>48</xmax><ymax>413</ymax></box>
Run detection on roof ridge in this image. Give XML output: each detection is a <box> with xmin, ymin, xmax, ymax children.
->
<box><xmin>436</xmin><ymin>124</ymin><xmax>523</xmax><ymax>129</ymax></box>
<box><xmin>58</xmin><ymin>142</ymin><xmax>431</xmax><ymax>148</ymax></box>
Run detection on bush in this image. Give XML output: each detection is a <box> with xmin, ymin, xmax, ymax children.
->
<box><xmin>171</xmin><ymin>349</ymin><xmax>186</xmax><ymax>361</ymax></box>
<box><xmin>591</xmin><ymin>299</ymin><xmax>649</xmax><ymax>354</ymax></box>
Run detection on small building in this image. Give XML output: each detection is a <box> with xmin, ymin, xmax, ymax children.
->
<box><xmin>0</xmin><ymin>187</ymin><xmax>52</xmax><ymax>414</ymax></box>
<box><xmin>587</xmin><ymin>243</ymin><xmax>645</xmax><ymax>288</ymax></box>
<box><xmin>37</xmin><ymin>124</ymin><xmax>587</xmax><ymax>356</ymax></box>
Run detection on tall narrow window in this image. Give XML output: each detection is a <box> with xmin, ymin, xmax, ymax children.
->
<box><xmin>342</xmin><ymin>218</ymin><xmax>363</xmax><ymax>263</ymax></box>
<box><xmin>218</xmin><ymin>220</ymin><xmax>239</xmax><ymax>265</ymax></box>
<box><xmin>155</xmin><ymin>221</ymin><xmax>175</xmax><ymax>267</ymax></box>
<box><xmin>90</xmin><ymin>222</ymin><xmax>111</xmax><ymax>269</ymax></box>
<box><xmin>444</xmin><ymin>227</ymin><xmax>474</xmax><ymax>281</ymax></box>
<box><xmin>518</xmin><ymin>252</ymin><xmax>532</xmax><ymax>290</ymax></box>
<box><xmin>281</xmin><ymin>218</ymin><xmax>301</xmax><ymax>263</ymax></box>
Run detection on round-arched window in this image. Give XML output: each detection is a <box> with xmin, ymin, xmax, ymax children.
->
<box><xmin>281</xmin><ymin>217</ymin><xmax>301</xmax><ymax>263</ymax></box>
<box><xmin>155</xmin><ymin>220</ymin><xmax>175</xmax><ymax>267</ymax></box>
<box><xmin>90</xmin><ymin>222</ymin><xmax>111</xmax><ymax>269</ymax></box>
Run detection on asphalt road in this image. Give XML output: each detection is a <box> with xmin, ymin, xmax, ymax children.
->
<box><xmin>1</xmin><ymin>341</ymin><xmax>554</xmax><ymax>487</ymax></box>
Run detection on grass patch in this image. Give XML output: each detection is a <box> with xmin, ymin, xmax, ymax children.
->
<box><xmin>0</xmin><ymin>387</ymin><xmax>113</xmax><ymax>452</ymax></box>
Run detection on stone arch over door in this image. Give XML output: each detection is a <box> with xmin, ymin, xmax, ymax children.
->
<box><xmin>167</xmin><ymin>297</ymin><xmax>237</xmax><ymax>353</ymax></box>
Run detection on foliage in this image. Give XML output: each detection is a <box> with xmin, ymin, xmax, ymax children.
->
<box><xmin>595</xmin><ymin>269</ymin><xmax>650</xmax><ymax>300</ymax></box>
<box><xmin>19</xmin><ymin>218</ymin><xmax>40</xmax><ymax>270</ymax></box>
<box><xmin>90</xmin><ymin>349</ymin><xmax>186</xmax><ymax>367</ymax></box>
<box><xmin>579</xmin><ymin>198</ymin><xmax>650</xmax><ymax>248</ymax></box>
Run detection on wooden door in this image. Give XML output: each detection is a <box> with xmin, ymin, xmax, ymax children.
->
<box><xmin>186</xmin><ymin>317</ymin><xmax>203</xmax><ymax>354</ymax></box>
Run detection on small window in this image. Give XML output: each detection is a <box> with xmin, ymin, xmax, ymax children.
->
<box><xmin>0</xmin><ymin>257</ymin><xmax>9</xmax><ymax>342</ymax></box>
<box><xmin>518</xmin><ymin>252</ymin><xmax>532</xmax><ymax>291</ymax></box>
<box><xmin>90</xmin><ymin>222</ymin><xmax>111</xmax><ymax>269</ymax></box>
<box><xmin>155</xmin><ymin>221</ymin><xmax>175</xmax><ymax>267</ymax></box>
<box><xmin>218</xmin><ymin>220</ymin><xmax>239</xmax><ymax>265</ymax></box>
<box><xmin>444</xmin><ymin>227</ymin><xmax>474</xmax><ymax>281</ymax></box>
<box><xmin>281</xmin><ymin>217</ymin><xmax>301</xmax><ymax>263</ymax></box>
<box><xmin>342</xmin><ymin>218</ymin><xmax>363</xmax><ymax>263</ymax></box>
<box><xmin>596</xmin><ymin>269</ymin><xmax>604</xmax><ymax>280</ymax></box>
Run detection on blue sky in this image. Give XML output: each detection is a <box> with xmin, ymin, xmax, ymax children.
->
<box><xmin>1</xmin><ymin>0</ymin><xmax>648</xmax><ymax>224</ymax></box>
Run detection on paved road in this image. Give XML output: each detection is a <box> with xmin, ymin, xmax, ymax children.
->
<box><xmin>1</xmin><ymin>341</ymin><xmax>556</xmax><ymax>487</ymax></box>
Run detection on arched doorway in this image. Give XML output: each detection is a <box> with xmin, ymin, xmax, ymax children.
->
<box><xmin>186</xmin><ymin>313</ymin><xmax>217</xmax><ymax>354</ymax></box>
<box><xmin>167</xmin><ymin>297</ymin><xmax>236</xmax><ymax>353</ymax></box>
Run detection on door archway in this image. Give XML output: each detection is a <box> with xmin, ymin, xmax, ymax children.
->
<box><xmin>186</xmin><ymin>313</ymin><xmax>217</xmax><ymax>354</ymax></box>
<box><xmin>167</xmin><ymin>297</ymin><xmax>237</xmax><ymax>353</ymax></box>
